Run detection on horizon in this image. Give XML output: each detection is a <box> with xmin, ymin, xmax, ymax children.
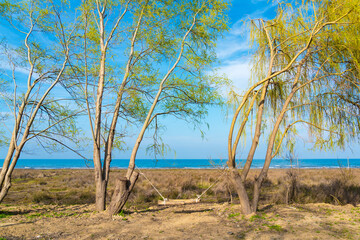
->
<box><xmin>10</xmin><ymin>157</ymin><xmax>360</xmax><ymax>160</ymax></box>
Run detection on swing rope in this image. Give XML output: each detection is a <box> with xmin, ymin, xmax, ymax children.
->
<box><xmin>135</xmin><ymin>165</ymin><xmax>227</xmax><ymax>204</ymax></box>
<box><xmin>136</xmin><ymin>166</ymin><xmax>168</xmax><ymax>202</ymax></box>
<box><xmin>195</xmin><ymin>169</ymin><xmax>227</xmax><ymax>201</ymax></box>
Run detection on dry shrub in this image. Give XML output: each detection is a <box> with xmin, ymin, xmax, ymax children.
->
<box><xmin>181</xmin><ymin>180</ymin><xmax>198</xmax><ymax>192</ymax></box>
<box><xmin>31</xmin><ymin>190</ymin><xmax>95</xmax><ymax>205</ymax></box>
<box><xmin>62</xmin><ymin>190</ymin><xmax>95</xmax><ymax>205</ymax></box>
<box><xmin>274</xmin><ymin>169</ymin><xmax>299</xmax><ymax>204</ymax></box>
<box><xmin>32</xmin><ymin>191</ymin><xmax>53</xmax><ymax>204</ymax></box>
<box><xmin>270</xmin><ymin>168</ymin><xmax>360</xmax><ymax>206</ymax></box>
<box><xmin>133</xmin><ymin>190</ymin><xmax>158</xmax><ymax>203</ymax></box>
<box><xmin>165</xmin><ymin>189</ymin><xmax>180</xmax><ymax>199</ymax></box>
<box><xmin>294</xmin><ymin>179</ymin><xmax>360</xmax><ymax>205</ymax></box>
<box><xmin>8</xmin><ymin>168</ymin><xmax>360</xmax><ymax>209</ymax></box>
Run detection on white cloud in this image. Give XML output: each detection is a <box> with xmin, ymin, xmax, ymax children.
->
<box><xmin>0</xmin><ymin>63</ymin><xmax>31</xmax><ymax>76</ymax></box>
<box><xmin>218</xmin><ymin>59</ymin><xmax>251</xmax><ymax>91</ymax></box>
<box><xmin>0</xmin><ymin>44</ymin><xmax>40</xmax><ymax>78</ymax></box>
<box><xmin>217</xmin><ymin>39</ymin><xmax>249</xmax><ymax>59</ymax></box>
<box><xmin>216</xmin><ymin>2</ymin><xmax>278</xmax><ymax>89</ymax></box>
<box><xmin>230</xmin><ymin>19</ymin><xmax>249</xmax><ymax>36</ymax></box>
<box><xmin>216</xmin><ymin>17</ymin><xmax>251</xmax><ymax>60</ymax></box>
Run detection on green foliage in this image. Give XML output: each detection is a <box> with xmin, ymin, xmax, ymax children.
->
<box><xmin>116</xmin><ymin>209</ymin><xmax>128</xmax><ymax>220</ymax></box>
<box><xmin>228</xmin><ymin>212</ymin><xmax>240</xmax><ymax>218</ymax></box>
<box><xmin>249</xmin><ymin>214</ymin><xmax>266</xmax><ymax>222</ymax></box>
<box><xmin>0</xmin><ymin>0</ymin><xmax>83</xmax><ymax>157</ymax></box>
<box><xmin>237</xmin><ymin>0</ymin><xmax>360</xmax><ymax>158</ymax></box>
<box><xmin>66</xmin><ymin>0</ymin><xmax>229</xmax><ymax>154</ymax></box>
<box><xmin>265</xmin><ymin>224</ymin><xmax>283</xmax><ymax>232</ymax></box>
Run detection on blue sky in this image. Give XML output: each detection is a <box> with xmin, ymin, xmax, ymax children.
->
<box><xmin>1</xmin><ymin>0</ymin><xmax>359</xmax><ymax>160</ymax></box>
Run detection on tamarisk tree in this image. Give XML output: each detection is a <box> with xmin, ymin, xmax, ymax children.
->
<box><xmin>70</xmin><ymin>0</ymin><xmax>228</xmax><ymax>212</ymax></box>
<box><xmin>227</xmin><ymin>0</ymin><xmax>360</xmax><ymax>215</ymax></box>
<box><xmin>0</xmin><ymin>0</ymin><xmax>81</xmax><ymax>203</ymax></box>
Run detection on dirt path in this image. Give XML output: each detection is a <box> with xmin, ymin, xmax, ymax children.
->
<box><xmin>1</xmin><ymin>202</ymin><xmax>360</xmax><ymax>239</ymax></box>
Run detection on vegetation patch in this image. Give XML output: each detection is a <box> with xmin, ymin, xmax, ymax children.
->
<box><xmin>264</xmin><ymin>224</ymin><xmax>283</xmax><ymax>232</ymax></box>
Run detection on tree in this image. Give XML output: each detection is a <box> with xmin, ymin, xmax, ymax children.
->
<box><xmin>227</xmin><ymin>0</ymin><xmax>360</xmax><ymax>215</ymax></box>
<box><xmin>0</xmin><ymin>0</ymin><xmax>81</xmax><ymax>203</ymax></box>
<box><xmin>68</xmin><ymin>0</ymin><xmax>229</xmax><ymax>212</ymax></box>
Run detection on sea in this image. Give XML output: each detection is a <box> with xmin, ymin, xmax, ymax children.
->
<box><xmin>3</xmin><ymin>158</ymin><xmax>360</xmax><ymax>169</ymax></box>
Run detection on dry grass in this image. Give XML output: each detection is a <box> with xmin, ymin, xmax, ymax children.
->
<box><xmin>3</xmin><ymin>168</ymin><xmax>360</xmax><ymax>209</ymax></box>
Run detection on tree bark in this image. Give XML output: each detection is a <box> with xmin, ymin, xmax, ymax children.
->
<box><xmin>0</xmin><ymin>142</ymin><xmax>15</xmax><ymax>191</ymax></box>
<box><xmin>95</xmin><ymin>177</ymin><xmax>107</xmax><ymax>211</ymax></box>
<box><xmin>108</xmin><ymin>172</ymin><xmax>139</xmax><ymax>215</ymax></box>
<box><xmin>242</xmin><ymin>81</ymin><xmax>269</xmax><ymax>179</ymax></box>
<box><xmin>0</xmin><ymin>146</ymin><xmax>23</xmax><ymax>203</ymax></box>
<box><xmin>252</xmin><ymin>174</ymin><xmax>264</xmax><ymax>212</ymax></box>
<box><xmin>228</xmin><ymin>168</ymin><xmax>253</xmax><ymax>215</ymax></box>
<box><xmin>94</xmin><ymin>144</ymin><xmax>106</xmax><ymax>211</ymax></box>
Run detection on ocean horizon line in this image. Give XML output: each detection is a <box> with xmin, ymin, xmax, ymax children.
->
<box><xmin>14</xmin><ymin>157</ymin><xmax>360</xmax><ymax>160</ymax></box>
<box><xmin>2</xmin><ymin>158</ymin><xmax>360</xmax><ymax>169</ymax></box>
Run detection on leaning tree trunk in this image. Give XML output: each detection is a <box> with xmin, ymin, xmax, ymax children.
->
<box><xmin>251</xmin><ymin>173</ymin><xmax>265</xmax><ymax>212</ymax></box>
<box><xmin>0</xmin><ymin>143</ymin><xmax>25</xmax><ymax>203</ymax></box>
<box><xmin>107</xmin><ymin>9</ymin><xmax>196</xmax><ymax>215</ymax></box>
<box><xmin>228</xmin><ymin>168</ymin><xmax>252</xmax><ymax>215</ymax></box>
<box><xmin>108</xmin><ymin>171</ymin><xmax>139</xmax><ymax>215</ymax></box>
<box><xmin>227</xmin><ymin>82</ymin><xmax>270</xmax><ymax>215</ymax></box>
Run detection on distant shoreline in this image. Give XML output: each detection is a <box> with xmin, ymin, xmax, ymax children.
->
<box><xmin>11</xmin><ymin>166</ymin><xmax>360</xmax><ymax>170</ymax></box>
<box><xmin>15</xmin><ymin>166</ymin><xmax>360</xmax><ymax>170</ymax></box>
<box><xmin>5</xmin><ymin>158</ymin><xmax>360</xmax><ymax>169</ymax></box>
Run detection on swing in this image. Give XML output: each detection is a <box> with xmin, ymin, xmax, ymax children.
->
<box><xmin>136</xmin><ymin>166</ymin><xmax>227</xmax><ymax>206</ymax></box>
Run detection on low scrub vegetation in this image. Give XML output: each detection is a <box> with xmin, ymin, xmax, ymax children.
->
<box><xmin>3</xmin><ymin>168</ymin><xmax>360</xmax><ymax>209</ymax></box>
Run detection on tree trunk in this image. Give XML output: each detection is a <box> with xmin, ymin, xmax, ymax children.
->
<box><xmin>108</xmin><ymin>172</ymin><xmax>139</xmax><ymax>215</ymax></box>
<box><xmin>95</xmin><ymin>178</ymin><xmax>107</xmax><ymax>211</ymax></box>
<box><xmin>0</xmin><ymin>176</ymin><xmax>11</xmax><ymax>203</ymax></box>
<box><xmin>0</xmin><ymin>147</ymin><xmax>23</xmax><ymax>203</ymax></box>
<box><xmin>0</xmin><ymin>142</ymin><xmax>15</xmax><ymax>191</ymax></box>
<box><xmin>229</xmin><ymin>168</ymin><xmax>253</xmax><ymax>215</ymax></box>
<box><xmin>252</xmin><ymin>176</ymin><xmax>264</xmax><ymax>212</ymax></box>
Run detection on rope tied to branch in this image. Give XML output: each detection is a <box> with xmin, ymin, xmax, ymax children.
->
<box><xmin>135</xmin><ymin>165</ymin><xmax>227</xmax><ymax>204</ymax></box>
<box><xmin>135</xmin><ymin>166</ymin><xmax>167</xmax><ymax>202</ymax></box>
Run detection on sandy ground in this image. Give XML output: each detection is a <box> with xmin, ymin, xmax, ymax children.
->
<box><xmin>1</xmin><ymin>168</ymin><xmax>360</xmax><ymax>239</ymax></box>
<box><xmin>1</xmin><ymin>202</ymin><xmax>360</xmax><ymax>240</ymax></box>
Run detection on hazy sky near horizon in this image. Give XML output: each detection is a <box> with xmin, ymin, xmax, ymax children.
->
<box><xmin>1</xmin><ymin>0</ymin><xmax>359</xmax><ymax>160</ymax></box>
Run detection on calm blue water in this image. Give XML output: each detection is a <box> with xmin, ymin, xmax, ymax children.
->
<box><xmin>2</xmin><ymin>158</ymin><xmax>360</xmax><ymax>169</ymax></box>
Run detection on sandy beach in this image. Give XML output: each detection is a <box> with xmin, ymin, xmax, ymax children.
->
<box><xmin>1</xmin><ymin>168</ymin><xmax>360</xmax><ymax>239</ymax></box>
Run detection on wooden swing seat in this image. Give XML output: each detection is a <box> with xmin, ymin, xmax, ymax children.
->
<box><xmin>158</xmin><ymin>198</ymin><xmax>200</xmax><ymax>205</ymax></box>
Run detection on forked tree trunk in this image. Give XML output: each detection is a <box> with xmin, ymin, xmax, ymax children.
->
<box><xmin>106</xmin><ymin>11</ymin><xmax>197</xmax><ymax>215</ymax></box>
<box><xmin>228</xmin><ymin>168</ymin><xmax>252</xmax><ymax>215</ymax></box>
<box><xmin>250</xmin><ymin>58</ymin><xmax>307</xmax><ymax>212</ymax></box>
<box><xmin>227</xmin><ymin>168</ymin><xmax>266</xmax><ymax>214</ymax></box>
<box><xmin>108</xmin><ymin>172</ymin><xmax>139</xmax><ymax>215</ymax></box>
